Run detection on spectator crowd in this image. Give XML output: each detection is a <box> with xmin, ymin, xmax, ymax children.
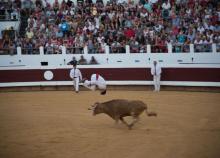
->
<box><xmin>0</xmin><ymin>0</ymin><xmax>220</xmax><ymax>55</ymax></box>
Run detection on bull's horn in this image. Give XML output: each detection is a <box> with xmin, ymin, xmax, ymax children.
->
<box><xmin>91</xmin><ymin>102</ymin><xmax>99</xmax><ymax>107</ymax></box>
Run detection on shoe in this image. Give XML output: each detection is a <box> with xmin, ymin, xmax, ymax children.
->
<box><xmin>100</xmin><ymin>90</ymin><xmax>106</xmax><ymax>95</ymax></box>
<box><xmin>81</xmin><ymin>78</ymin><xmax>87</xmax><ymax>83</ymax></box>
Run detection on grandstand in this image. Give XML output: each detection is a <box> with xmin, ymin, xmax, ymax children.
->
<box><xmin>0</xmin><ymin>0</ymin><xmax>220</xmax><ymax>89</ymax></box>
<box><xmin>1</xmin><ymin>2</ymin><xmax>220</xmax><ymax>157</ymax></box>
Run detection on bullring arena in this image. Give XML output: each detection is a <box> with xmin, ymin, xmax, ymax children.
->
<box><xmin>1</xmin><ymin>87</ymin><xmax>220</xmax><ymax>158</ymax></box>
<box><xmin>1</xmin><ymin>0</ymin><xmax>220</xmax><ymax>157</ymax></box>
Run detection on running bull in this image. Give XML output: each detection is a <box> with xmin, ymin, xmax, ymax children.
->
<box><xmin>88</xmin><ymin>99</ymin><xmax>157</xmax><ymax>129</ymax></box>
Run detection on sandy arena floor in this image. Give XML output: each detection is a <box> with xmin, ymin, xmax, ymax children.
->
<box><xmin>0</xmin><ymin>90</ymin><xmax>220</xmax><ymax>158</ymax></box>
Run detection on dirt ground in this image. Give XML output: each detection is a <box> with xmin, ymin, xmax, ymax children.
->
<box><xmin>0</xmin><ymin>90</ymin><xmax>220</xmax><ymax>158</ymax></box>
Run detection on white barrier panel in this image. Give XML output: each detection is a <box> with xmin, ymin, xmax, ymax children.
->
<box><xmin>39</xmin><ymin>46</ymin><xmax>44</xmax><ymax>55</ymax></box>
<box><xmin>0</xmin><ymin>81</ymin><xmax>220</xmax><ymax>87</ymax></box>
<box><xmin>17</xmin><ymin>47</ymin><xmax>22</xmax><ymax>55</ymax></box>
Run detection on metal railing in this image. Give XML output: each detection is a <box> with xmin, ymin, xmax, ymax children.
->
<box><xmin>109</xmin><ymin>46</ymin><xmax>126</xmax><ymax>54</ymax></box>
<box><xmin>151</xmin><ymin>45</ymin><xmax>168</xmax><ymax>53</ymax></box>
<box><xmin>21</xmin><ymin>48</ymin><xmax>40</xmax><ymax>55</ymax></box>
<box><xmin>172</xmin><ymin>44</ymin><xmax>190</xmax><ymax>53</ymax></box>
<box><xmin>0</xmin><ymin>11</ymin><xmax>20</xmax><ymax>21</ymax></box>
<box><xmin>194</xmin><ymin>44</ymin><xmax>212</xmax><ymax>53</ymax></box>
<box><xmin>0</xmin><ymin>44</ymin><xmax>219</xmax><ymax>55</ymax></box>
<box><xmin>66</xmin><ymin>47</ymin><xmax>84</xmax><ymax>54</ymax></box>
<box><xmin>0</xmin><ymin>48</ymin><xmax>17</xmax><ymax>55</ymax></box>
<box><xmin>216</xmin><ymin>44</ymin><xmax>220</xmax><ymax>53</ymax></box>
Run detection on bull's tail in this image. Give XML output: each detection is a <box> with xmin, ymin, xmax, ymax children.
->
<box><xmin>145</xmin><ymin>109</ymin><xmax>157</xmax><ymax>117</ymax></box>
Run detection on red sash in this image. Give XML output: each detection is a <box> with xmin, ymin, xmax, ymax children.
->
<box><xmin>96</xmin><ymin>74</ymin><xmax>99</xmax><ymax>80</ymax></box>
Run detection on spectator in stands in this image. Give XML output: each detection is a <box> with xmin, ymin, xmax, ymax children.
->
<box><xmin>14</xmin><ymin>0</ymin><xmax>22</xmax><ymax>9</ymax></box>
<box><xmin>1</xmin><ymin>0</ymin><xmax>219</xmax><ymax>56</ymax></box>
<box><xmin>187</xmin><ymin>29</ymin><xmax>195</xmax><ymax>44</ymax></box>
<box><xmin>89</xmin><ymin>56</ymin><xmax>98</xmax><ymax>64</ymax></box>
<box><xmin>59</xmin><ymin>19</ymin><xmax>70</xmax><ymax>36</ymax></box>
<box><xmin>4</xmin><ymin>10</ymin><xmax>10</xmax><ymax>20</ymax></box>
<box><xmin>124</xmin><ymin>16</ymin><xmax>133</xmax><ymax>28</ymax></box>
<box><xmin>130</xmin><ymin>38</ymin><xmax>140</xmax><ymax>53</ymax></box>
<box><xmin>111</xmin><ymin>40</ymin><xmax>121</xmax><ymax>53</ymax></box>
<box><xmin>97</xmin><ymin>33</ymin><xmax>105</xmax><ymax>44</ymax></box>
<box><xmin>78</xmin><ymin>55</ymin><xmax>87</xmax><ymax>65</ymax></box>
<box><xmin>35</xmin><ymin>0</ymin><xmax>43</xmax><ymax>8</ymax></box>
<box><xmin>177</xmin><ymin>30</ymin><xmax>186</xmax><ymax>44</ymax></box>
<box><xmin>15</xmin><ymin>37</ymin><xmax>22</xmax><ymax>47</ymax></box>
<box><xmin>98</xmin><ymin>39</ymin><xmax>106</xmax><ymax>54</ymax></box>
<box><xmin>68</xmin><ymin>56</ymin><xmax>78</xmax><ymax>65</ymax></box>
<box><xmin>66</xmin><ymin>0</ymin><xmax>73</xmax><ymax>8</ymax></box>
<box><xmin>23</xmin><ymin>39</ymin><xmax>33</xmax><ymax>54</ymax></box>
<box><xmin>194</xmin><ymin>36</ymin><xmax>203</xmax><ymax>52</ymax></box>
<box><xmin>10</xmin><ymin>8</ymin><xmax>19</xmax><ymax>20</ymax></box>
<box><xmin>87</xmin><ymin>37</ymin><xmax>95</xmax><ymax>54</ymax></box>
<box><xmin>143</xmin><ymin>1</ymin><xmax>153</xmax><ymax>13</ymax></box>
<box><xmin>124</xmin><ymin>26</ymin><xmax>135</xmax><ymax>40</ymax></box>
<box><xmin>45</xmin><ymin>40</ymin><xmax>54</xmax><ymax>54</ymax></box>
<box><xmin>149</xmin><ymin>0</ymin><xmax>158</xmax><ymax>5</ymax></box>
<box><xmin>9</xmin><ymin>40</ymin><xmax>16</xmax><ymax>55</ymax></box>
<box><xmin>26</xmin><ymin>28</ymin><xmax>34</xmax><ymax>39</ymax></box>
<box><xmin>2</xmin><ymin>34</ymin><xmax>11</xmax><ymax>49</ymax></box>
<box><xmin>22</xmin><ymin>0</ymin><xmax>34</xmax><ymax>13</ymax></box>
<box><xmin>53</xmin><ymin>0</ymin><xmax>60</xmax><ymax>14</ymax></box>
<box><xmin>162</xmin><ymin>0</ymin><xmax>171</xmax><ymax>19</ymax></box>
<box><xmin>56</xmin><ymin>29</ymin><xmax>64</xmax><ymax>38</ymax></box>
<box><xmin>74</xmin><ymin>35</ymin><xmax>83</xmax><ymax>54</ymax></box>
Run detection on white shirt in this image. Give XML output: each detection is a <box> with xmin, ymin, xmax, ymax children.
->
<box><xmin>91</xmin><ymin>74</ymin><xmax>105</xmax><ymax>84</ymax></box>
<box><xmin>197</xmin><ymin>26</ymin><xmax>205</xmax><ymax>34</ymax></box>
<box><xmin>151</xmin><ymin>64</ymin><xmax>162</xmax><ymax>76</ymax></box>
<box><xmin>97</xmin><ymin>36</ymin><xmax>105</xmax><ymax>44</ymax></box>
<box><xmin>149</xmin><ymin>0</ymin><xmax>158</xmax><ymax>4</ymax></box>
<box><xmin>95</xmin><ymin>17</ymin><xmax>100</xmax><ymax>29</ymax></box>
<box><xmin>70</xmin><ymin>68</ymin><xmax>82</xmax><ymax>80</ymax></box>
<box><xmin>84</xmin><ymin>74</ymin><xmax>106</xmax><ymax>90</ymax></box>
<box><xmin>162</xmin><ymin>2</ymin><xmax>171</xmax><ymax>10</ymax></box>
<box><xmin>194</xmin><ymin>39</ymin><xmax>203</xmax><ymax>44</ymax></box>
<box><xmin>117</xmin><ymin>0</ymin><xmax>127</xmax><ymax>4</ymax></box>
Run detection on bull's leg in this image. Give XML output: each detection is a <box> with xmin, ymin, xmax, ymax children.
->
<box><xmin>128</xmin><ymin>116</ymin><xmax>140</xmax><ymax>130</ymax></box>
<box><xmin>119</xmin><ymin>117</ymin><xmax>129</xmax><ymax>127</ymax></box>
<box><xmin>115</xmin><ymin>119</ymin><xmax>119</xmax><ymax>124</ymax></box>
<box><xmin>114</xmin><ymin>117</ymin><xmax>120</xmax><ymax>124</ymax></box>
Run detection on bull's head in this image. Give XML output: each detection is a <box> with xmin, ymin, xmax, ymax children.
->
<box><xmin>88</xmin><ymin>102</ymin><xmax>103</xmax><ymax>115</ymax></box>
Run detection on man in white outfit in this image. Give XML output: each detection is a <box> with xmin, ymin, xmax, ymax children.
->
<box><xmin>151</xmin><ymin>61</ymin><xmax>162</xmax><ymax>91</ymax></box>
<box><xmin>83</xmin><ymin>74</ymin><xmax>107</xmax><ymax>95</ymax></box>
<box><xmin>69</xmin><ymin>61</ymin><xmax>82</xmax><ymax>93</ymax></box>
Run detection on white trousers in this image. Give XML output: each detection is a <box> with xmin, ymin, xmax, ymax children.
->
<box><xmin>73</xmin><ymin>77</ymin><xmax>80</xmax><ymax>92</ymax></box>
<box><xmin>83</xmin><ymin>81</ymin><xmax>106</xmax><ymax>91</ymax></box>
<box><xmin>153</xmin><ymin>75</ymin><xmax>161</xmax><ymax>91</ymax></box>
<box><xmin>84</xmin><ymin>83</ymin><xmax>96</xmax><ymax>91</ymax></box>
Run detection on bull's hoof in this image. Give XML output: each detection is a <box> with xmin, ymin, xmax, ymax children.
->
<box><xmin>128</xmin><ymin>124</ymin><xmax>133</xmax><ymax>130</ymax></box>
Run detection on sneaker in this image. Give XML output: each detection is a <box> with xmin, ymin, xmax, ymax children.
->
<box><xmin>100</xmin><ymin>90</ymin><xmax>106</xmax><ymax>95</ymax></box>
